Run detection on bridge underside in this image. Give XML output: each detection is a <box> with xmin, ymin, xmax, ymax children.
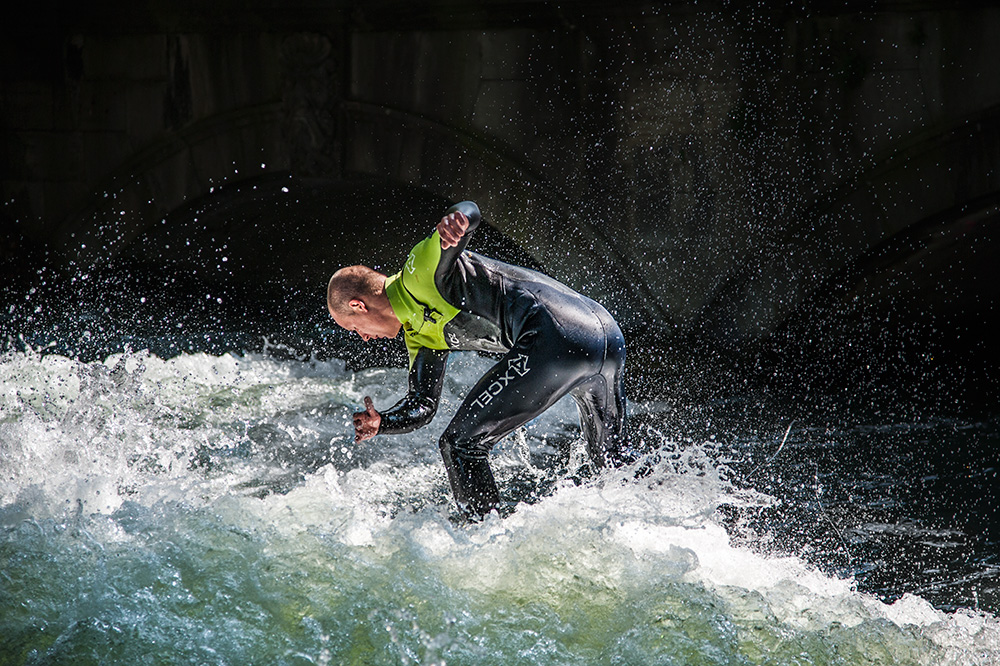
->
<box><xmin>2</xmin><ymin>1</ymin><xmax>998</xmax><ymax>412</ymax></box>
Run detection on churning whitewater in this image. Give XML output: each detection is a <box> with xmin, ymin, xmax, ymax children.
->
<box><xmin>1</xmin><ymin>348</ymin><xmax>998</xmax><ymax>665</ymax></box>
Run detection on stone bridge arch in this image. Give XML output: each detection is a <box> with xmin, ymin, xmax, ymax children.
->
<box><xmin>57</xmin><ymin>89</ymin><xmax>661</xmax><ymax>330</ymax></box>
<box><xmin>702</xmin><ymin>101</ymin><xmax>1000</xmax><ymax>346</ymax></box>
<box><xmin>3</xmin><ymin>2</ymin><xmax>999</xmax><ymax>397</ymax></box>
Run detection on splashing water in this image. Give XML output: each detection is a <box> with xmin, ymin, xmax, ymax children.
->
<box><xmin>1</xmin><ymin>349</ymin><xmax>998</xmax><ymax>665</ymax></box>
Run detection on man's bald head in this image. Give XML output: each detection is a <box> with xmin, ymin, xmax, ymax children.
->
<box><xmin>327</xmin><ymin>265</ymin><xmax>385</xmax><ymax>316</ymax></box>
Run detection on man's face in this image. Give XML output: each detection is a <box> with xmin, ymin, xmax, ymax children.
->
<box><xmin>330</xmin><ymin>300</ymin><xmax>401</xmax><ymax>342</ymax></box>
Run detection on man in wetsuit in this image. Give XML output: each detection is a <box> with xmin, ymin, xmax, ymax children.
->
<box><xmin>327</xmin><ymin>201</ymin><xmax>629</xmax><ymax>519</ymax></box>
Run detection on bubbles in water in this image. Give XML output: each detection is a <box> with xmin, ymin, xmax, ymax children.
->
<box><xmin>1</xmin><ymin>349</ymin><xmax>998</xmax><ymax>664</ymax></box>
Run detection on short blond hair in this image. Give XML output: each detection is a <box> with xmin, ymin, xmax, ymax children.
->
<box><xmin>327</xmin><ymin>265</ymin><xmax>384</xmax><ymax>315</ymax></box>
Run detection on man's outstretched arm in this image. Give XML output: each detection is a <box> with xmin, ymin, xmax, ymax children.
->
<box><xmin>354</xmin><ymin>347</ymin><xmax>449</xmax><ymax>440</ymax></box>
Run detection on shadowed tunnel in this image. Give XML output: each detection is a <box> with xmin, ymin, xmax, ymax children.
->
<box><xmin>2</xmin><ymin>0</ymin><xmax>998</xmax><ymax>415</ymax></box>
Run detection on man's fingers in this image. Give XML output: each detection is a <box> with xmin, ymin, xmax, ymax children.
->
<box><xmin>446</xmin><ymin>213</ymin><xmax>468</xmax><ymax>234</ymax></box>
<box><xmin>353</xmin><ymin>415</ymin><xmax>367</xmax><ymax>442</ymax></box>
<box><xmin>353</xmin><ymin>397</ymin><xmax>379</xmax><ymax>442</ymax></box>
<box><xmin>438</xmin><ymin>211</ymin><xmax>469</xmax><ymax>249</ymax></box>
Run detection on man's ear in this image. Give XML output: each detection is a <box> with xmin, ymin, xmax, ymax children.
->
<box><xmin>348</xmin><ymin>298</ymin><xmax>368</xmax><ymax>313</ymax></box>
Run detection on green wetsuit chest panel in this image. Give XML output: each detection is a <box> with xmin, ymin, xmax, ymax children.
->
<box><xmin>386</xmin><ymin>230</ymin><xmax>507</xmax><ymax>366</ymax></box>
<box><xmin>386</xmin><ymin>232</ymin><xmax>460</xmax><ymax>363</ymax></box>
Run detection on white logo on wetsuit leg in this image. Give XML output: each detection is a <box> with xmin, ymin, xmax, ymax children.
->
<box><xmin>447</xmin><ymin>331</ymin><xmax>460</xmax><ymax>347</ymax></box>
<box><xmin>471</xmin><ymin>354</ymin><xmax>530</xmax><ymax>409</ymax></box>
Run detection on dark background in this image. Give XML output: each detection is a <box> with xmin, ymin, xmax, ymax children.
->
<box><xmin>2</xmin><ymin>0</ymin><xmax>998</xmax><ymax>419</ymax></box>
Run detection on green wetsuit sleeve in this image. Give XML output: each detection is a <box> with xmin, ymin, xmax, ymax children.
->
<box><xmin>377</xmin><ymin>347</ymin><xmax>449</xmax><ymax>435</ymax></box>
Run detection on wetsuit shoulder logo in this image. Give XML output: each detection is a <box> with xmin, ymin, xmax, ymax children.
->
<box><xmin>471</xmin><ymin>354</ymin><xmax>531</xmax><ymax>410</ymax></box>
<box><xmin>405</xmin><ymin>252</ymin><xmax>417</xmax><ymax>274</ymax></box>
<box><xmin>507</xmin><ymin>354</ymin><xmax>530</xmax><ymax>377</ymax></box>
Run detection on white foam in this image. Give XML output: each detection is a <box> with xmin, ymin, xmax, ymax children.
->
<box><xmin>2</xmin><ymin>348</ymin><xmax>999</xmax><ymax>664</ymax></box>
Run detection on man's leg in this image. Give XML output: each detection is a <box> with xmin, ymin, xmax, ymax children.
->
<box><xmin>570</xmin><ymin>307</ymin><xmax>631</xmax><ymax>468</ymax></box>
<box><xmin>570</xmin><ymin>372</ymin><xmax>630</xmax><ymax>468</ymax></box>
<box><xmin>440</xmin><ymin>328</ymin><xmax>593</xmax><ymax>519</ymax></box>
<box><xmin>437</xmin><ymin>435</ymin><xmax>500</xmax><ymax>519</ymax></box>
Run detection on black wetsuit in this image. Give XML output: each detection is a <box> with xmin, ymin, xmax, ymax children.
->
<box><xmin>379</xmin><ymin>201</ymin><xmax>629</xmax><ymax>518</ymax></box>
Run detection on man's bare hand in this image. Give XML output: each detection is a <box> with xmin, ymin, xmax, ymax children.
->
<box><xmin>353</xmin><ymin>396</ymin><xmax>381</xmax><ymax>441</ymax></box>
<box><xmin>437</xmin><ymin>211</ymin><xmax>469</xmax><ymax>249</ymax></box>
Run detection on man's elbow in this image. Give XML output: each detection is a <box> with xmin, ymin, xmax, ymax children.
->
<box><xmin>412</xmin><ymin>400</ymin><xmax>439</xmax><ymax>429</ymax></box>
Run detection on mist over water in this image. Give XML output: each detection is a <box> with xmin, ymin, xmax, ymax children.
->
<box><xmin>2</xmin><ymin>347</ymin><xmax>998</xmax><ymax>665</ymax></box>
